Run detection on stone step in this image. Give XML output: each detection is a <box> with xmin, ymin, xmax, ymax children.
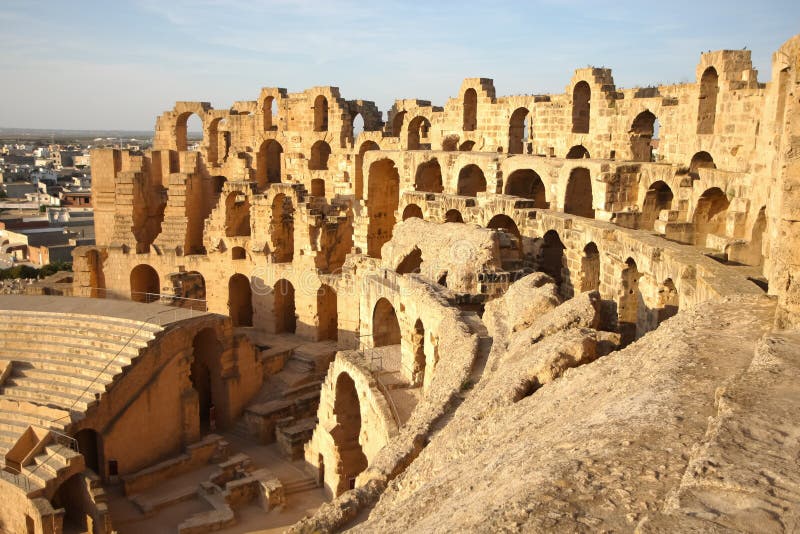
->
<box><xmin>0</xmin><ymin>329</ymin><xmax>149</xmax><ymax>354</ymax></box>
<box><xmin>0</xmin><ymin>337</ymin><xmax>140</xmax><ymax>361</ymax></box>
<box><xmin>283</xmin><ymin>477</ymin><xmax>318</xmax><ymax>495</ymax></box>
<box><xmin>6</xmin><ymin>373</ymin><xmax>106</xmax><ymax>397</ymax></box>
<box><xmin>0</xmin><ymin>386</ymin><xmax>90</xmax><ymax>412</ymax></box>
<box><xmin>0</xmin><ymin>320</ymin><xmax>158</xmax><ymax>345</ymax></box>
<box><xmin>4</xmin><ymin>355</ymin><xmax>121</xmax><ymax>381</ymax></box>
<box><xmin>0</xmin><ymin>417</ymin><xmax>28</xmax><ymax>435</ymax></box>
<box><xmin>0</xmin><ymin>406</ymin><xmax>69</xmax><ymax>432</ymax></box>
<box><xmin>13</xmin><ymin>366</ymin><xmax>113</xmax><ymax>393</ymax></box>
<box><xmin>0</xmin><ymin>312</ymin><xmax>163</xmax><ymax>336</ymax></box>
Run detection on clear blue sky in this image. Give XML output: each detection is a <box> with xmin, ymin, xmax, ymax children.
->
<box><xmin>1</xmin><ymin>0</ymin><xmax>798</xmax><ymax>131</ymax></box>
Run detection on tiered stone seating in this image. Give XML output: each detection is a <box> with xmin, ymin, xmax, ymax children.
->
<box><xmin>0</xmin><ymin>311</ymin><xmax>163</xmax><ymax>443</ymax></box>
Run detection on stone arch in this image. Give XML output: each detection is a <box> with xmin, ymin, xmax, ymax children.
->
<box><xmin>407</xmin><ymin>116</ymin><xmax>431</xmax><ymax>150</ymax></box>
<box><xmin>619</xmin><ymin>257</ymin><xmax>642</xmax><ymax>346</ymax></box>
<box><xmin>130</xmin><ymin>264</ymin><xmax>159</xmax><ymax>303</ymax></box>
<box><xmin>564</xmin><ymin>168</ymin><xmax>595</xmax><ymax>218</ymax></box>
<box><xmin>657</xmin><ymin>278</ymin><xmax>679</xmax><ymax>324</ymax></box>
<box><xmin>256</xmin><ymin>139</ymin><xmax>283</xmax><ymax>188</ymax></box>
<box><xmin>697</xmin><ymin>67</ymin><xmax>719</xmax><ymax>134</ymax></box>
<box><xmin>508</xmin><ymin>107</ymin><xmax>530</xmax><ymax>155</ymax></box>
<box><xmin>367</xmin><ymin>159</ymin><xmax>400</xmax><ymax>258</ymax></box>
<box><xmin>331</xmin><ymin>373</ymin><xmax>368</xmax><ymax>494</ymax></box>
<box><xmin>314</xmin><ymin>95</ymin><xmax>329</xmax><ymax>132</ymax></box>
<box><xmin>538</xmin><ymin>230</ymin><xmax>567</xmax><ymax>290</ymax></box>
<box><xmin>488</xmin><ymin>214</ymin><xmax>522</xmax><ymax>264</ymax></box>
<box><xmin>459</xmin><ymin>140</ymin><xmax>475</xmax><ymax>151</ymax></box>
<box><xmin>391</xmin><ymin>111</ymin><xmax>406</xmax><ymax>137</ymax></box>
<box><xmin>572</xmin><ymin>81</ymin><xmax>591</xmax><ymax>134</ymax></box>
<box><xmin>580</xmin><ymin>242</ymin><xmax>600</xmax><ymax>292</ymax></box>
<box><xmin>641</xmin><ymin>180</ymin><xmax>674</xmax><ymax>230</ymax></box>
<box><xmin>566</xmin><ymin>145</ymin><xmax>590</xmax><ymax>159</ymax></box>
<box><xmin>373</xmin><ymin>298</ymin><xmax>400</xmax><ymax>347</ymax></box>
<box><xmin>457</xmin><ymin>164</ymin><xmax>486</xmax><ymax>197</ymax></box>
<box><xmin>191</xmin><ymin>328</ymin><xmax>222</xmax><ymax>432</ymax></box>
<box><xmin>225</xmin><ymin>191</ymin><xmax>251</xmax><ymax>237</ymax></box>
<box><xmin>231</xmin><ymin>246</ymin><xmax>246</xmax><ymax>260</ymax></box>
<box><xmin>270</xmin><ymin>193</ymin><xmax>294</xmax><ymax>263</ymax></box>
<box><xmin>311</xmin><ymin>178</ymin><xmax>326</xmax><ymax>197</ymax></box>
<box><xmin>310</xmin><ymin>140</ymin><xmax>332</xmax><ymax>170</ymax></box>
<box><xmin>351</xmin><ymin>112</ymin><xmax>364</xmax><ymax>141</ymax></box>
<box><xmin>414</xmin><ymin>158</ymin><xmax>443</xmax><ymax>193</ymax></box>
<box><xmin>445</xmin><ymin>209</ymin><xmax>464</xmax><ymax>223</ymax></box>
<box><xmin>505</xmin><ymin>169</ymin><xmax>547</xmax><ymax>207</ymax></box>
<box><xmin>411</xmin><ymin>319</ymin><xmax>426</xmax><ymax>387</ymax></box>
<box><xmin>693</xmin><ymin>187</ymin><xmax>729</xmax><ymax>247</ymax></box>
<box><xmin>262</xmin><ymin>95</ymin><xmax>277</xmax><ymax>131</ymax></box>
<box><xmin>274</xmin><ymin>279</ymin><xmax>297</xmax><ymax>334</ymax></box>
<box><xmin>689</xmin><ymin>151</ymin><xmax>716</xmax><ymax>177</ymax></box>
<box><xmin>630</xmin><ymin>110</ymin><xmax>657</xmax><ymax>162</ymax></box>
<box><xmin>355</xmin><ymin>140</ymin><xmax>379</xmax><ymax>200</ymax></box>
<box><xmin>402</xmin><ymin>204</ymin><xmax>423</xmax><ymax>221</ymax></box>
<box><xmin>396</xmin><ymin>247</ymin><xmax>422</xmax><ymax>275</ymax></box>
<box><xmin>175</xmin><ymin>111</ymin><xmax>203</xmax><ymax>152</ymax></box>
<box><xmin>52</xmin><ymin>474</ymin><xmax>93</xmax><ymax>532</ymax></box>
<box><xmin>317</xmin><ymin>284</ymin><xmax>338</xmax><ymax>341</ymax></box>
<box><xmin>228</xmin><ymin>274</ymin><xmax>253</xmax><ymax>327</ymax></box>
<box><xmin>463</xmin><ymin>88</ymin><xmax>478</xmax><ymax>131</ymax></box>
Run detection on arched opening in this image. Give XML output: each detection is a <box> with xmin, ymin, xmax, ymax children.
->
<box><xmin>458</xmin><ymin>140</ymin><xmax>475</xmax><ymax>151</ymax></box>
<box><xmin>274</xmin><ymin>279</ymin><xmax>296</xmax><ymax>334</ymax></box>
<box><xmin>256</xmin><ymin>139</ymin><xmax>283</xmax><ymax>188</ymax></box>
<box><xmin>441</xmin><ymin>135</ymin><xmax>459</xmax><ymax>151</ymax></box>
<box><xmin>270</xmin><ymin>193</ymin><xmax>294</xmax><ymax>262</ymax></box>
<box><xmin>228</xmin><ymin>274</ymin><xmax>253</xmax><ymax>327</ymax></box>
<box><xmin>231</xmin><ymin>246</ymin><xmax>246</xmax><ymax>260</ymax></box>
<box><xmin>130</xmin><ymin>265</ymin><xmax>159</xmax><ymax>303</ymax></box>
<box><xmin>317</xmin><ymin>284</ymin><xmax>338</xmax><ymax>341</ymax></box>
<box><xmin>310</xmin><ymin>141</ymin><xmax>332</xmax><ymax>170</ymax></box>
<box><xmin>311</xmin><ymin>178</ymin><xmax>326</xmax><ymax>197</ymax></box>
<box><xmin>657</xmin><ymin>278</ymin><xmax>679</xmax><ymax>324</ymax></box>
<box><xmin>225</xmin><ymin>192</ymin><xmax>251</xmax><ymax>237</ymax></box>
<box><xmin>693</xmin><ymin>187</ymin><xmax>729</xmax><ymax>247</ymax></box>
<box><xmin>351</xmin><ymin>112</ymin><xmax>364</xmax><ymax>141</ymax></box>
<box><xmin>173</xmin><ymin>271</ymin><xmax>206</xmax><ymax>308</ymax></box>
<box><xmin>630</xmin><ymin>110</ymin><xmax>656</xmax><ymax>162</ymax></box>
<box><xmin>367</xmin><ymin>159</ymin><xmax>400</xmax><ymax>257</ymax></box>
<box><xmin>355</xmin><ymin>141</ymin><xmax>379</xmax><ymax>200</ymax></box>
<box><xmin>206</xmin><ymin>118</ymin><xmax>224</xmax><ymax>165</ymax></box>
<box><xmin>445</xmin><ymin>209</ymin><xmax>464</xmax><ymax>223</ymax></box>
<box><xmin>689</xmin><ymin>151</ymin><xmax>715</xmax><ymax>178</ymax></box>
<box><xmin>176</xmin><ymin>112</ymin><xmax>203</xmax><ymax>152</ymax></box>
<box><xmin>457</xmin><ymin>164</ymin><xmax>486</xmax><ymax>197</ymax></box>
<box><xmin>463</xmin><ymin>88</ymin><xmax>478</xmax><ymax>131</ymax></box>
<box><xmin>619</xmin><ymin>258</ymin><xmax>641</xmax><ymax>346</ymax></box>
<box><xmin>566</xmin><ymin>145</ymin><xmax>590</xmax><ymax>159</ymax></box>
<box><xmin>402</xmin><ymin>204</ymin><xmax>423</xmax><ymax>221</ymax></box>
<box><xmin>314</xmin><ymin>95</ymin><xmax>329</xmax><ymax>132</ymax></box>
<box><xmin>391</xmin><ymin>111</ymin><xmax>406</xmax><ymax>137</ymax></box>
<box><xmin>52</xmin><ymin>474</ymin><xmax>92</xmax><ymax>532</ymax></box>
<box><xmin>75</xmin><ymin>429</ymin><xmax>100</xmax><ymax>474</ymax></box>
<box><xmin>331</xmin><ymin>373</ymin><xmax>367</xmax><ymax>495</ymax></box>
<box><xmin>262</xmin><ymin>95</ymin><xmax>277</xmax><ymax>131</ymax></box>
<box><xmin>407</xmin><ymin>116</ymin><xmax>431</xmax><ymax>150</ymax></box>
<box><xmin>415</xmin><ymin>158</ymin><xmax>443</xmax><ymax>193</ymax></box>
<box><xmin>411</xmin><ymin>319</ymin><xmax>426</xmax><ymax>387</ymax></box>
<box><xmin>508</xmin><ymin>107</ymin><xmax>530</xmax><ymax>155</ymax></box>
<box><xmin>580</xmin><ymin>242</ymin><xmax>600</xmax><ymax>292</ymax></box>
<box><xmin>488</xmin><ymin>214</ymin><xmax>522</xmax><ymax>265</ymax></box>
<box><xmin>505</xmin><ymin>169</ymin><xmax>547</xmax><ymax>207</ymax></box>
<box><xmin>373</xmin><ymin>298</ymin><xmax>400</xmax><ymax>347</ymax></box>
<box><xmin>396</xmin><ymin>247</ymin><xmax>422</xmax><ymax>275</ymax></box>
<box><xmin>697</xmin><ymin>67</ymin><xmax>719</xmax><ymax>134</ymax></box>
<box><xmin>87</xmin><ymin>249</ymin><xmax>105</xmax><ymax>298</ymax></box>
<box><xmin>538</xmin><ymin>230</ymin><xmax>566</xmax><ymax>289</ymax></box>
<box><xmin>191</xmin><ymin>328</ymin><xmax>220</xmax><ymax>432</ymax></box>
<box><xmin>641</xmin><ymin>181</ymin><xmax>674</xmax><ymax>230</ymax></box>
<box><xmin>572</xmin><ymin>81</ymin><xmax>591</xmax><ymax>134</ymax></box>
<box><xmin>564</xmin><ymin>168</ymin><xmax>595</xmax><ymax>218</ymax></box>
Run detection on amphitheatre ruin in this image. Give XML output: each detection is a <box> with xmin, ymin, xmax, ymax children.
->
<box><xmin>0</xmin><ymin>32</ymin><xmax>798</xmax><ymax>533</ymax></box>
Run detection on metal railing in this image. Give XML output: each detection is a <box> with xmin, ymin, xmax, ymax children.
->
<box><xmin>86</xmin><ymin>287</ymin><xmax>208</xmax><ymax>313</ymax></box>
<box><xmin>373</xmin><ymin>372</ymin><xmax>402</xmax><ymax>429</ymax></box>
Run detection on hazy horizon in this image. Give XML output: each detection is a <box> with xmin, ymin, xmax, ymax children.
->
<box><xmin>2</xmin><ymin>0</ymin><xmax>799</xmax><ymax>131</ymax></box>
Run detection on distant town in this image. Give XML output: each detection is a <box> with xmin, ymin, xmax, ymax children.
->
<box><xmin>0</xmin><ymin>130</ymin><xmax>163</xmax><ymax>293</ymax></box>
